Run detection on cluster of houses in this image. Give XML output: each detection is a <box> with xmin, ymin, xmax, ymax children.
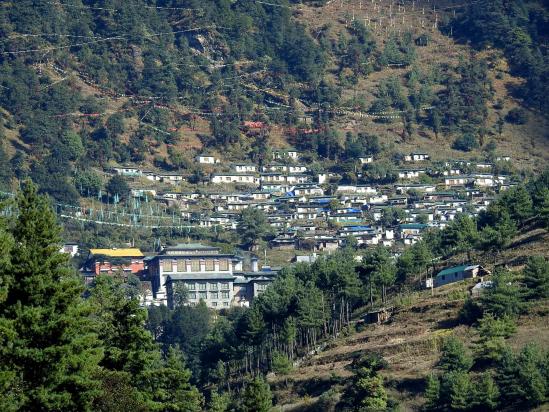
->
<box><xmin>78</xmin><ymin>243</ymin><xmax>279</xmax><ymax>308</ymax></box>
<box><xmin>70</xmin><ymin>150</ymin><xmax>516</xmax><ymax>305</ymax></box>
<box><xmin>108</xmin><ymin>150</ymin><xmax>515</xmax><ymax>253</ymax></box>
<box><xmin>67</xmin><ymin>243</ymin><xmax>493</xmax><ymax>309</ymax></box>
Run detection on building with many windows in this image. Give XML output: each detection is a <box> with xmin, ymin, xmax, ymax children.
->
<box><xmin>148</xmin><ymin>243</ymin><xmax>240</xmax><ymax>308</ymax></box>
<box><xmin>147</xmin><ymin>244</ymin><xmax>277</xmax><ymax>309</ymax></box>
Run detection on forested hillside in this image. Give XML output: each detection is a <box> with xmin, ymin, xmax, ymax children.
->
<box><xmin>0</xmin><ymin>1</ymin><xmax>548</xmax><ymax>411</ymax></box>
<box><xmin>0</xmin><ymin>0</ymin><xmax>548</xmax><ymax>203</ymax></box>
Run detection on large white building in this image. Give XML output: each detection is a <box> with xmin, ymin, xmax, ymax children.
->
<box><xmin>148</xmin><ymin>244</ymin><xmax>276</xmax><ymax>309</ymax></box>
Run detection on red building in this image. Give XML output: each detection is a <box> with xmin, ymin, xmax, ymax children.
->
<box><xmin>86</xmin><ymin>248</ymin><xmax>145</xmax><ymax>276</ymax></box>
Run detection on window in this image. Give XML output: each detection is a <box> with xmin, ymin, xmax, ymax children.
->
<box><xmin>199</xmin><ymin>291</ymin><xmax>207</xmax><ymax>299</ymax></box>
<box><xmin>191</xmin><ymin>260</ymin><xmax>200</xmax><ymax>272</ymax></box>
<box><xmin>221</xmin><ymin>282</ymin><xmax>230</xmax><ymax>290</ymax></box>
<box><xmin>219</xmin><ymin>259</ymin><xmax>229</xmax><ymax>271</ymax></box>
<box><xmin>205</xmin><ymin>260</ymin><xmax>214</xmax><ymax>271</ymax></box>
<box><xmin>198</xmin><ymin>283</ymin><xmax>206</xmax><ymax>291</ymax></box>
<box><xmin>188</xmin><ymin>292</ymin><xmax>196</xmax><ymax>300</ymax></box>
<box><xmin>209</xmin><ymin>282</ymin><xmax>218</xmax><ymax>291</ymax></box>
<box><xmin>177</xmin><ymin>260</ymin><xmax>186</xmax><ymax>272</ymax></box>
<box><xmin>212</xmin><ymin>302</ymin><xmax>218</xmax><ymax>307</ymax></box>
<box><xmin>187</xmin><ymin>282</ymin><xmax>196</xmax><ymax>291</ymax></box>
<box><xmin>210</xmin><ymin>292</ymin><xmax>218</xmax><ymax>300</ymax></box>
<box><xmin>221</xmin><ymin>291</ymin><xmax>229</xmax><ymax>299</ymax></box>
<box><xmin>223</xmin><ymin>302</ymin><xmax>229</xmax><ymax>307</ymax></box>
<box><xmin>162</xmin><ymin>260</ymin><xmax>173</xmax><ymax>272</ymax></box>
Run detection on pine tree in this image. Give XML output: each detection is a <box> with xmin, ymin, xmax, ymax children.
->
<box><xmin>0</xmin><ymin>182</ymin><xmax>103</xmax><ymax>410</ymax></box>
<box><xmin>438</xmin><ymin>336</ymin><xmax>473</xmax><ymax>372</ymax></box>
<box><xmin>239</xmin><ymin>376</ymin><xmax>273</xmax><ymax>412</ymax></box>
<box><xmin>516</xmin><ymin>344</ymin><xmax>546</xmax><ymax>406</ymax></box>
<box><xmin>144</xmin><ymin>346</ymin><xmax>203</xmax><ymax>412</ymax></box>
<box><xmin>0</xmin><ymin>209</ymin><xmax>17</xmax><ymax>412</ymax></box>
<box><xmin>476</xmin><ymin>313</ymin><xmax>516</xmax><ymax>363</ymax></box>
<box><xmin>88</xmin><ymin>275</ymin><xmax>158</xmax><ymax>378</ymax></box>
<box><xmin>208</xmin><ymin>390</ymin><xmax>231</xmax><ymax>412</ymax></box>
<box><xmin>522</xmin><ymin>256</ymin><xmax>549</xmax><ymax>300</ymax></box>
<box><xmin>237</xmin><ymin>208</ymin><xmax>271</xmax><ymax>250</ymax></box>
<box><xmin>440</xmin><ymin>371</ymin><xmax>471</xmax><ymax>411</ymax></box>
<box><xmin>89</xmin><ymin>276</ymin><xmax>203</xmax><ymax>410</ymax></box>
<box><xmin>481</xmin><ymin>270</ymin><xmax>524</xmax><ymax>318</ymax></box>
<box><xmin>424</xmin><ymin>374</ymin><xmax>440</xmax><ymax>410</ymax></box>
<box><xmin>474</xmin><ymin>372</ymin><xmax>500</xmax><ymax>410</ymax></box>
<box><xmin>342</xmin><ymin>354</ymin><xmax>389</xmax><ymax>411</ymax></box>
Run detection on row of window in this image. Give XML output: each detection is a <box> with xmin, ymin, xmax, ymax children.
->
<box><xmin>188</xmin><ymin>291</ymin><xmax>230</xmax><ymax>300</ymax></box>
<box><xmin>162</xmin><ymin>259</ymin><xmax>230</xmax><ymax>272</ymax></box>
<box><xmin>187</xmin><ymin>282</ymin><xmax>230</xmax><ymax>291</ymax></box>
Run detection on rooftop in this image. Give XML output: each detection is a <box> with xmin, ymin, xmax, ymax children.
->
<box><xmin>89</xmin><ymin>248</ymin><xmax>144</xmax><ymax>257</ymax></box>
<box><xmin>437</xmin><ymin>264</ymin><xmax>478</xmax><ymax>277</ymax></box>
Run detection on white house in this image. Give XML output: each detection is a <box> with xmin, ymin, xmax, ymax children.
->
<box><xmin>233</xmin><ymin>164</ymin><xmax>257</xmax><ymax>173</ymax></box>
<box><xmin>336</xmin><ymin>185</ymin><xmax>377</xmax><ymax>194</ymax></box>
<box><xmin>496</xmin><ymin>156</ymin><xmax>511</xmax><ymax>162</ymax></box>
<box><xmin>359</xmin><ymin>156</ymin><xmax>374</xmax><ymax>164</ymax></box>
<box><xmin>445</xmin><ymin>176</ymin><xmax>471</xmax><ymax>187</ymax></box>
<box><xmin>473</xmin><ymin>174</ymin><xmax>495</xmax><ymax>187</ymax></box>
<box><xmin>211</xmin><ymin>173</ymin><xmax>259</xmax><ymax>186</ymax></box>
<box><xmin>273</xmin><ymin>149</ymin><xmax>300</xmax><ymax>161</ymax></box>
<box><xmin>398</xmin><ymin>169</ymin><xmax>425</xmax><ymax>179</ymax></box>
<box><xmin>288</xmin><ymin>165</ymin><xmax>308</xmax><ymax>174</ymax></box>
<box><xmin>112</xmin><ymin>166</ymin><xmax>142</xmax><ymax>177</ymax></box>
<box><xmin>293</xmin><ymin>185</ymin><xmax>324</xmax><ymax>196</ymax></box>
<box><xmin>60</xmin><ymin>243</ymin><xmax>79</xmax><ymax>257</ymax></box>
<box><xmin>404</xmin><ymin>152</ymin><xmax>430</xmax><ymax>162</ymax></box>
<box><xmin>196</xmin><ymin>155</ymin><xmax>218</xmax><ymax>164</ymax></box>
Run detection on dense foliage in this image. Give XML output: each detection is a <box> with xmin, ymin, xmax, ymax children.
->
<box><xmin>0</xmin><ymin>183</ymin><xmax>203</xmax><ymax>411</ymax></box>
<box><xmin>453</xmin><ymin>0</ymin><xmax>549</xmax><ymax>112</ymax></box>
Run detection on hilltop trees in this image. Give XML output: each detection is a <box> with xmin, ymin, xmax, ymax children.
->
<box><xmin>453</xmin><ymin>0</ymin><xmax>548</xmax><ymax>111</ymax></box>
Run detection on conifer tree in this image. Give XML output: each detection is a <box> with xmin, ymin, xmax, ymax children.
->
<box><xmin>239</xmin><ymin>376</ymin><xmax>273</xmax><ymax>412</ymax></box>
<box><xmin>522</xmin><ymin>256</ymin><xmax>549</xmax><ymax>300</ymax></box>
<box><xmin>474</xmin><ymin>372</ymin><xmax>500</xmax><ymax>410</ymax></box>
<box><xmin>442</xmin><ymin>371</ymin><xmax>471</xmax><ymax>411</ymax></box>
<box><xmin>476</xmin><ymin>313</ymin><xmax>516</xmax><ymax>363</ymax></box>
<box><xmin>341</xmin><ymin>354</ymin><xmax>389</xmax><ymax>411</ymax></box>
<box><xmin>89</xmin><ymin>275</ymin><xmax>203</xmax><ymax>411</ymax></box>
<box><xmin>438</xmin><ymin>336</ymin><xmax>473</xmax><ymax>372</ymax></box>
<box><xmin>424</xmin><ymin>374</ymin><xmax>440</xmax><ymax>410</ymax></box>
<box><xmin>144</xmin><ymin>346</ymin><xmax>203</xmax><ymax>412</ymax></box>
<box><xmin>0</xmin><ymin>182</ymin><xmax>103</xmax><ymax>410</ymax></box>
<box><xmin>208</xmin><ymin>390</ymin><xmax>231</xmax><ymax>412</ymax></box>
<box><xmin>481</xmin><ymin>270</ymin><xmax>523</xmax><ymax>318</ymax></box>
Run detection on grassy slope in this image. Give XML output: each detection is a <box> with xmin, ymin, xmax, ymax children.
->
<box><xmin>268</xmin><ymin>224</ymin><xmax>549</xmax><ymax>411</ymax></box>
<box><xmin>294</xmin><ymin>0</ymin><xmax>549</xmax><ymax>172</ymax></box>
<box><xmin>4</xmin><ymin>1</ymin><xmax>547</xmax><ymax>173</ymax></box>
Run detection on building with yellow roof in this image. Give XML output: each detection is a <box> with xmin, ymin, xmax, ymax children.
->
<box><xmin>89</xmin><ymin>248</ymin><xmax>144</xmax><ymax>258</ymax></box>
<box><xmin>84</xmin><ymin>248</ymin><xmax>145</xmax><ymax>278</ymax></box>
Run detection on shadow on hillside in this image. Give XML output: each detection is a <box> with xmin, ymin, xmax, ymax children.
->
<box><xmin>387</xmin><ymin>376</ymin><xmax>426</xmax><ymax>394</ymax></box>
<box><xmin>436</xmin><ymin>317</ymin><xmax>460</xmax><ymax>330</ymax></box>
<box><xmin>291</xmin><ymin>376</ymin><xmax>341</xmax><ymax>398</ymax></box>
<box><xmin>508</xmin><ymin>231</ymin><xmax>546</xmax><ymax>249</ymax></box>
